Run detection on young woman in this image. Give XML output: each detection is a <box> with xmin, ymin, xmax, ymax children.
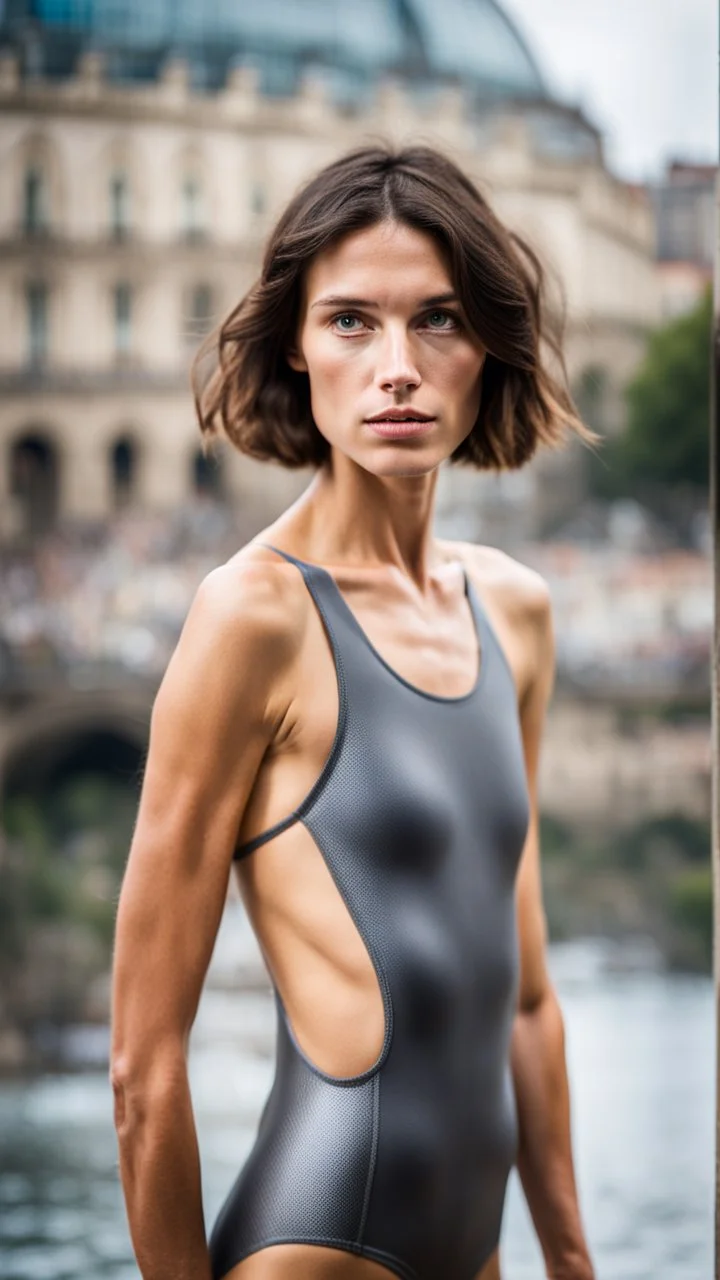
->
<box><xmin>111</xmin><ymin>145</ymin><xmax>596</xmax><ymax>1280</ymax></box>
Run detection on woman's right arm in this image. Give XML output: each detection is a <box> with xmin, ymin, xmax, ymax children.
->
<box><xmin>110</xmin><ymin>557</ymin><xmax>302</xmax><ymax>1280</ymax></box>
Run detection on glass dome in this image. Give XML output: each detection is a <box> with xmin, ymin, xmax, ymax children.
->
<box><xmin>4</xmin><ymin>0</ymin><xmax>548</xmax><ymax>100</ymax></box>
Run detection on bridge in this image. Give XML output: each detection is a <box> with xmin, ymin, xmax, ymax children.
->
<box><xmin>0</xmin><ymin>645</ymin><xmax>154</xmax><ymax>802</ymax></box>
<box><xmin>0</xmin><ymin>634</ymin><xmax>709</xmax><ymax>828</ymax></box>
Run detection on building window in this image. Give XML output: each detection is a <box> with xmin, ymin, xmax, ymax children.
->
<box><xmin>110</xmin><ymin>172</ymin><xmax>131</xmax><ymax>240</ymax></box>
<box><xmin>23</xmin><ymin>166</ymin><xmax>48</xmax><ymax>236</ymax></box>
<box><xmin>181</xmin><ymin>176</ymin><xmax>205</xmax><ymax>241</ymax></box>
<box><xmin>26</xmin><ymin>282</ymin><xmax>48</xmax><ymax>367</ymax></box>
<box><xmin>113</xmin><ymin>283</ymin><xmax>132</xmax><ymax>358</ymax></box>
<box><xmin>10</xmin><ymin>433</ymin><xmax>60</xmax><ymax>536</ymax></box>
<box><xmin>185</xmin><ymin>283</ymin><xmax>214</xmax><ymax>343</ymax></box>
<box><xmin>110</xmin><ymin>435</ymin><xmax>137</xmax><ymax>508</ymax></box>
<box><xmin>192</xmin><ymin>446</ymin><xmax>224</xmax><ymax>497</ymax></box>
<box><xmin>250</xmin><ymin>182</ymin><xmax>266</xmax><ymax>217</ymax></box>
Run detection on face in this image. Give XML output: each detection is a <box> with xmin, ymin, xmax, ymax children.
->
<box><xmin>288</xmin><ymin>220</ymin><xmax>486</xmax><ymax>477</ymax></box>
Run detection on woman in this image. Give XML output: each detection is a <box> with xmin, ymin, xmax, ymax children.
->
<box><xmin>111</xmin><ymin>145</ymin><xmax>596</xmax><ymax>1280</ymax></box>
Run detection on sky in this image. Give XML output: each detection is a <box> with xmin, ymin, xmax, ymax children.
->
<box><xmin>502</xmin><ymin>0</ymin><xmax>718</xmax><ymax>182</ymax></box>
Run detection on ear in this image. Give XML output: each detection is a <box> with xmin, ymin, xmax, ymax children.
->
<box><xmin>286</xmin><ymin>347</ymin><xmax>308</xmax><ymax>373</ymax></box>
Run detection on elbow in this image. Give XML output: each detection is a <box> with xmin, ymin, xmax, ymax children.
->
<box><xmin>516</xmin><ymin>976</ymin><xmax>562</xmax><ymax>1022</ymax></box>
<box><xmin>110</xmin><ymin>1043</ymin><xmax>186</xmax><ymax>1142</ymax></box>
<box><xmin>110</xmin><ymin>1053</ymin><xmax>151</xmax><ymax>1143</ymax></box>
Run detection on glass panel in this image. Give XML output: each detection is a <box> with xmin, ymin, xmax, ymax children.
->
<box><xmin>32</xmin><ymin>0</ymin><xmax>94</xmax><ymax>25</ymax></box>
<box><xmin>405</xmin><ymin>0</ymin><xmax>544</xmax><ymax>94</ymax></box>
<box><xmin>26</xmin><ymin>282</ymin><xmax>48</xmax><ymax>366</ymax></box>
<box><xmin>113</xmin><ymin>282</ymin><xmax>132</xmax><ymax>355</ymax></box>
<box><xmin>181</xmin><ymin>177</ymin><xmax>204</xmax><ymax>239</ymax></box>
<box><xmin>109</xmin><ymin>172</ymin><xmax>130</xmax><ymax>238</ymax></box>
<box><xmin>185</xmin><ymin>282</ymin><xmax>214</xmax><ymax>340</ymax></box>
<box><xmin>30</xmin><ymin>0</ymin><xmax>406</xmax><ymax>66</ymax></box>
<box><xmin>23</xmin><ymin>167</ymin><xmax>47</xmax><ymax>235</ymax></box>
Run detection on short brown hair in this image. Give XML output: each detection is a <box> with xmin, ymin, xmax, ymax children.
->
<box><xmin>193</xmin><ymin>144</ymin><xmax>595</xmax><ymax>469</ymax></box>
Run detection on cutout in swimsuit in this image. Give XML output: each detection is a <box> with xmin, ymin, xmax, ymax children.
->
<box><xmin>209</xmin><ymin>546</ymin><xmax>531</xmax><ymax>1280</ymax></box>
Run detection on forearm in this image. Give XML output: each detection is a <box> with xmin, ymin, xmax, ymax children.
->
<box><xmin>113</xmin><ymin>1058</ymin><xmax>212</xmax><ymax>1280</ymax></box>
<box><xmin>510</xmin><ymin>988</ymin><xmax>593</xmax><ymax>1280</ymax></box>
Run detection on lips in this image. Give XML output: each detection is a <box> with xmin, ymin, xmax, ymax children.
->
<box><xmin>365</xmin><ymin>409</ymin><xmax>434</xmax><ymax>423</ymax></box>
<box><xmin>365</xmin><ymin>415</ymin><xmax>436</xmax><ymax>439</ymax></box>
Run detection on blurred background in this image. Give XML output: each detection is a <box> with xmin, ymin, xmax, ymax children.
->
<box><xmin>0</xmin><ymin>2</ymin><xmax>716</xmax><ymax>1277</ymax></box>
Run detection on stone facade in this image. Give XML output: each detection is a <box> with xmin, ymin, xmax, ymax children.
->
<box><xmin>0</xmin><ymin>52</ymin><xmax>660</xmax><ymax>541</ymax></box>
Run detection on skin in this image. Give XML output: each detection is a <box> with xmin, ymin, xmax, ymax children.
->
<box><xmin>111</xmin><ymin>220</ymin><xmax>594</xmax><ymax>1280</ymax></box>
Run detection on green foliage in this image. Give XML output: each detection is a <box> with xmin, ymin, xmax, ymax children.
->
<box><xmin>538</xmin><ymin>813</ymin><xmax>576</xmax><ymax>860</ymax></box>
<box><xmin>610</xmin><ymin>812</ymin><xmax>710</xmax><ymax>872</ymax></box>
<box><xmin>588</xmin><ymin>287</ymin><xmax>712</xmax><ymax>505</ymax></box>
<box><xmin>539</xmin><ymin>809</ymin><xmax>712</xmax><ymax>972</ymax></box>
<box><xmin>667</xmin><ymin>865</ymin><xmax>712</xmax><ymax>967</ymax></box>
<box><xmin>0</xmin><ymin>775</ymin><xmax>136</xmax><ymax>971</ymax></box>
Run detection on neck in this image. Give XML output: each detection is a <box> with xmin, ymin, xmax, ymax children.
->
<box><xmin>289</xmin><ymin>451</ymin><xmax>444</xmax><ymax>587</ymax></box>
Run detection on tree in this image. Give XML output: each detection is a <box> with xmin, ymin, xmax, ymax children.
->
<box><xmin>587</xmin><ymin>287</ymin><xmax>712</xmax><ymax>516</ymax></box>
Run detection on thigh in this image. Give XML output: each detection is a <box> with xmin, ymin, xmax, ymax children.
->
<box><xmin>475</xmin><ymin>1247</ymin><xmax>502</xmax><ymax>1280</ymax></box>
<box><xmin>221</xmin><ymin>1242</ymin><xmax>503</xmax><ymax>1279</ymax></box>
<box><xmin>221</xmin><ymin>1243</ymin><xmax>400</xmax><ymax>1280</ymax></box>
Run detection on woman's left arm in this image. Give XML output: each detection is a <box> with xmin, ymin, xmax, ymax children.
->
<box><xmin>510</xmin><ymin>577</ymin><xmax>595</xmax><ymax>1280</ymax></box>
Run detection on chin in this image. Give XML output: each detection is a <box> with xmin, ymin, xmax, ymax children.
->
<box><xmin>361</xmin><ymin>445</ymin><xmax>448</xmax><ymax>479</ymax></box>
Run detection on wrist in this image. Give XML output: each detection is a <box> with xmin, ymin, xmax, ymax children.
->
<box><xmin>546</xmin><ymin>1248</ymin><xmax>595</xmax><ymax>1280</ymax></box>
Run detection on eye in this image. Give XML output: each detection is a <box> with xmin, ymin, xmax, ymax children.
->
<box><xmin>423</xmin><ymin>309</ymin><xmax>460</xmax><ymax>331</ymax></box>
<box><xmin>330</xmin><ymin>312</ymin><xmax>366</xmax><ymax>334</ymax></box>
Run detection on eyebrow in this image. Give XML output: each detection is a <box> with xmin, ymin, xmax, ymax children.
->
<box><xmin>310</xmin><ymin>292</ymin><xmax>459</xmax><ymax>311</ymax></box>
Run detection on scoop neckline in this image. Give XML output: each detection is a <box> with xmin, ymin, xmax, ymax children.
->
<box><xmin>258</xmin><ymin>542</ymin><xmax>489</xmax><ymax>705</ymax></box>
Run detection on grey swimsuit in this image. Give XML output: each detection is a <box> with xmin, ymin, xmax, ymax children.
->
<box><xmin>209</xmin><ymin>545</ymin><xmax>530</xmax><ymax>1280</ymax></box>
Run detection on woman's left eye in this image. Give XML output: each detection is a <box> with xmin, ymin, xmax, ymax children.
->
<box><xmin>424</xmin><ymin>309</ymin><xmax>459</xmax><ymax>330</ymax></box>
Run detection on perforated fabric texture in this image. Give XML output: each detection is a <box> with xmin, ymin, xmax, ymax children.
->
<box><xmin>210</xmin><ymin>549</ymin><xmax>530</xmax><ymax>1280</ymax></box>
<box><xmin>209</xmin><ymin>1006</ymin><xmax>378</xmax><ymax>1274</ymax></box>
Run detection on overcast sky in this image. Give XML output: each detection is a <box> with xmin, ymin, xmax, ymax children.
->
<box><xmin>501</xmin><ymin>0</ymin><xmax>718</xmax><ymax>182</ymax></box>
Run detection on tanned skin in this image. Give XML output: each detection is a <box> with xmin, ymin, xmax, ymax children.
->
<box><xmin>111</xmin><ymin>220</ymin><xmax>594</xmax><ymax>1280</ymax></box>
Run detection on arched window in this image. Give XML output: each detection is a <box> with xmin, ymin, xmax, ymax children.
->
<box><xmin>250</xmin><ymin>182</ymin><xmax>266</xmax><ymax>217</ymax></box>
<box><xmin>26</xmin><ymin>282</ymin><xmax>49</xmax><ymax>368</ymax></box>
<box><xmin>181</xmin><ymin>175</ymin><xmax>205</xmax><ymax>241</ymax></box>
<box><xmin>110</xmin><ymin>435</ymin><xmax>138</xmax><ymax>509</ymax></box>
<box><xmin>113</xmin><ymin>283</ymin><xmax>132</xmax><ymax>359</ymax></box>
<box><xmin>10</xmin><ymin>432</ymin><xmax>60</xmax><ymax>535</ymax></box>
<box><xmin>183</xmin><ymin>282</ymin><xmax>214</xmax><ymax>345</ymax></box>
<box><xmin>23</xmin><ymin>165</ymin><xmax>48</xmax><ymax>235</ymax></box>
<box><xmin>191</xmin><ymin>445</ymin><xmax>224</xmax><ymax>498</ymax></box>
<box><xmin>110</xmin><ymin>172</ymin><xmax>131</xmax><ymax>240</ymax></box>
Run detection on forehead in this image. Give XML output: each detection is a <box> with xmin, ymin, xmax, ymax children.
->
<box><xmin>302</xmin><ymin>220</ymin><xmax>453</xmax><ymax>302</ymax></box>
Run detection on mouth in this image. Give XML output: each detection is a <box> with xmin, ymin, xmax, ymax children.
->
<box><xmin>364</xmin><ymin>410</ymin><xmax>437</xmax><ymax>439</ymax></box>
<box><xmin>365</xmin><ymin>409</ymin><xmax>435</xmax><ymax>423</ymax></box>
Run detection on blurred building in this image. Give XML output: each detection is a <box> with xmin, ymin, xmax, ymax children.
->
<box><xmin>0</xmin><ymin>0</ymin><xmax>659</xmax><ymax>542</ymax></box>
<box><xmin>648</xmin><ymin>161</ymin><xmax>716</xmax><ymax>320</ymax></box>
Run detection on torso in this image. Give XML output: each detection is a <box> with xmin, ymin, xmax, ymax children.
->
<box><xmin>207</xmin><ymin>532</ymin><xmax>532</xmax><ymax>1280</ymax></box>
<box><xmin>233</xmin><ymin>537</ymin><xmax>531</xmax><ymax>862</ymax></box>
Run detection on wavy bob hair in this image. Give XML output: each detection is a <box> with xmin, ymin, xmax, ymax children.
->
<box><xmin>193</xmin><ymin>144</ymin><xmax>595</xmax><ymax>470</ymax></box>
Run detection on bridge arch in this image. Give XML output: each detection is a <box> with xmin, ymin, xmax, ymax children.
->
<box><xmin>1</xmin><ymin>691</ymin><xmax>151</xmax><ymax>803</ymax></box>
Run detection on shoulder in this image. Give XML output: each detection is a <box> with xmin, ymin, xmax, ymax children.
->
<box><xmin>441</xmin><ymin>539</ymin><xmax>554</xmax><ymax>706</ymax></box>
<box><xmin>188</xmin><ymin>542</ymin><xmax>312</xmax><ymax>655</ymax></box>
<box><xmin>445</xmin><ymin>538</ymin><xmax>552</xmax><ymax>632</ymax></box>
<box><xmin>154</xmin><ymin>542</ymin><xmax>311</xmax><ymax>726</ymax></box>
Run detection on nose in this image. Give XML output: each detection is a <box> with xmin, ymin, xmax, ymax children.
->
<box><xmin>374</xmin><ymin>324</ymin><xmax>421</xmax><ymax>396</ymax></box>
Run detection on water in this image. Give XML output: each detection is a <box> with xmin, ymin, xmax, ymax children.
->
<box><xmin>0</xmin><ymin>909</ymin><xmax>714</xmax><ymax>1280</ymax></box>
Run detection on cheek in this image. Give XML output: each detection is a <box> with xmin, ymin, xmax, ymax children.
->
<box><xmin>306</xmin><ymin>336</ymin><xmax>365</xmax><ymax>400</ymax></box>
<box><xmin>429</xmin><ymin>345</ymin><xmax>484</xmax><ymax>406</ymax></box>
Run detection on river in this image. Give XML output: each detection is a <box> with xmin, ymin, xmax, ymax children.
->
<box><xmin>0</xmin><ymin>906</ymin><xmax>713</xmax><ymax>1280</ymax></box>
